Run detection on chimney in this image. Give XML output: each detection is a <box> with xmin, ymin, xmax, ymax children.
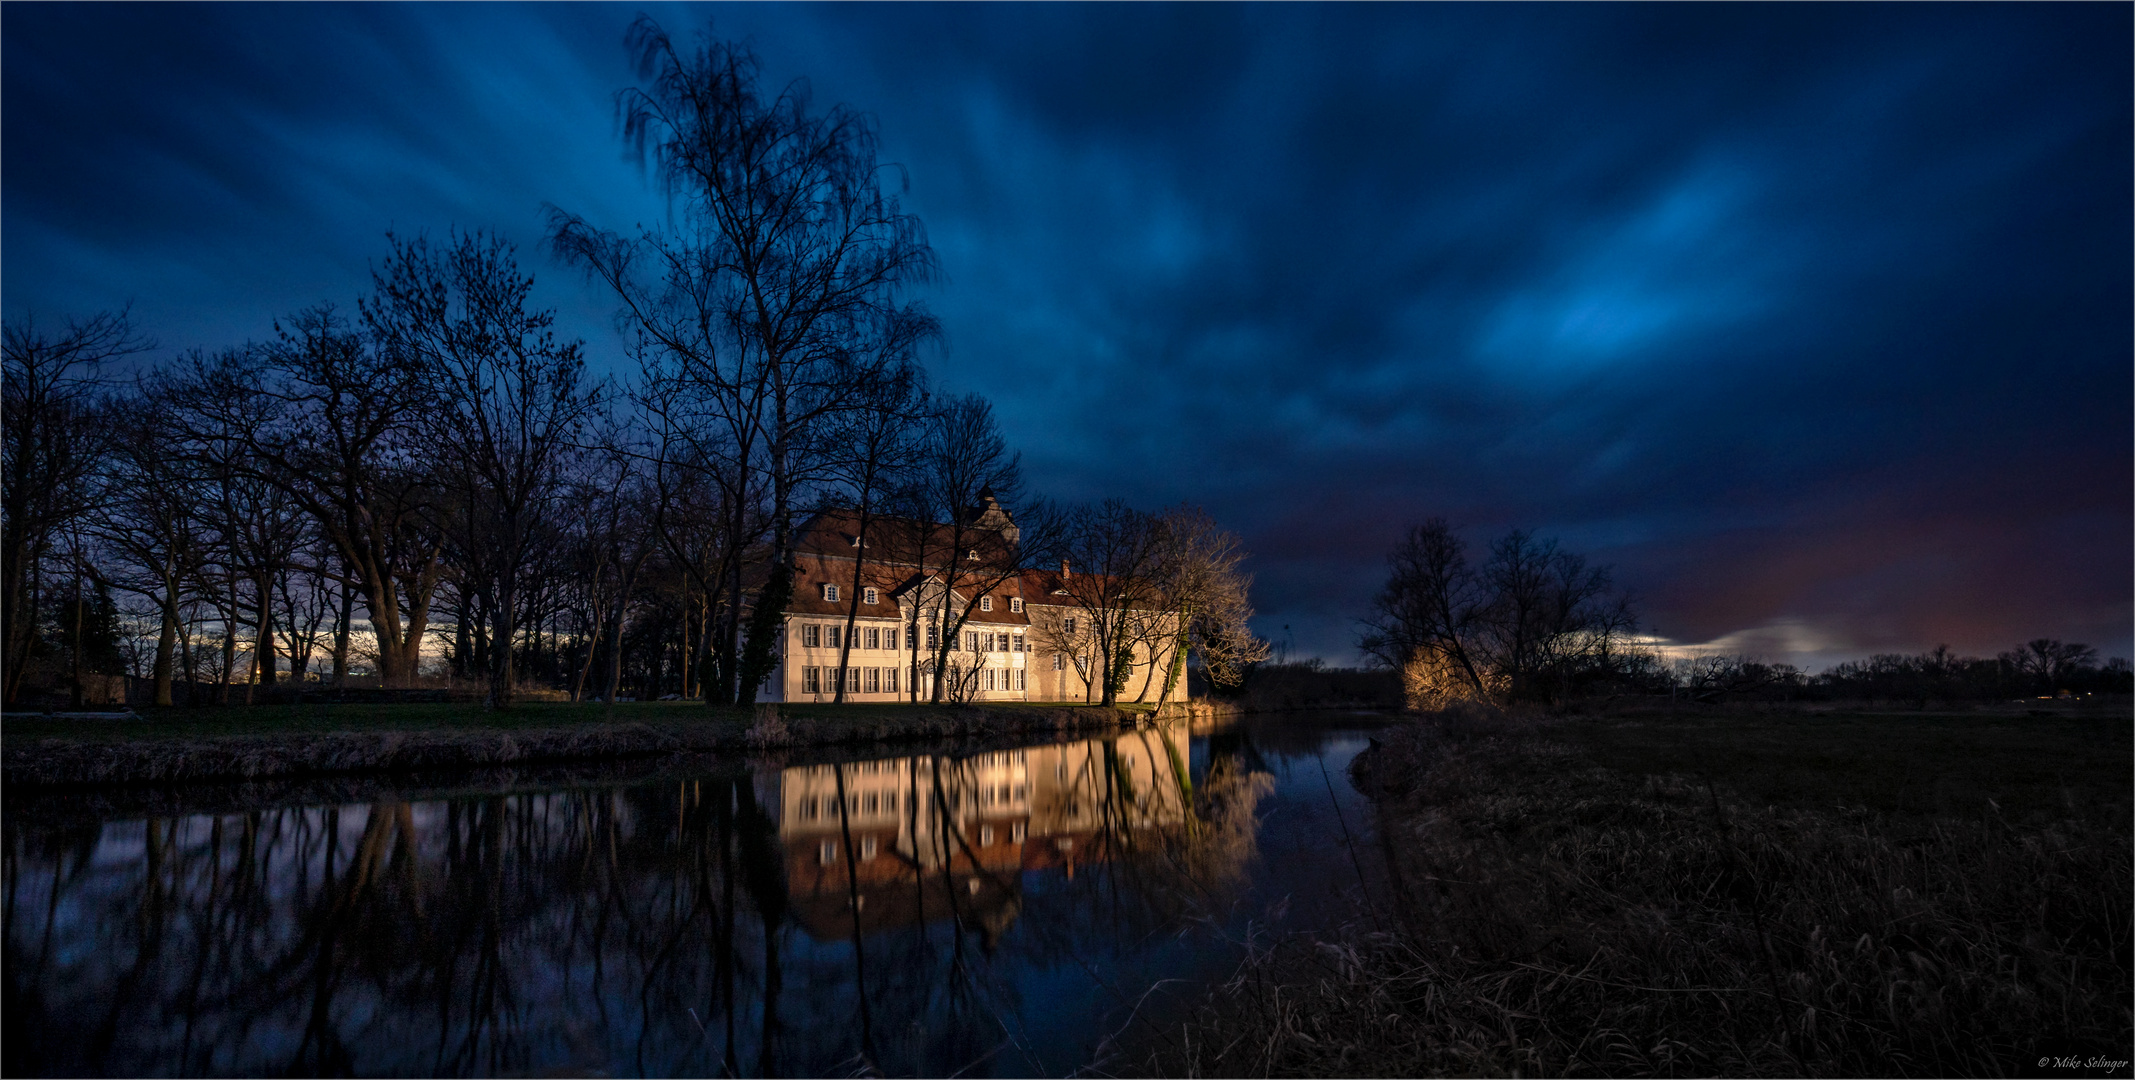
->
<box><xmin>1060</xmin><ymin>557</ymin><xmax>1071</xmax><ymax>579</ymax></box>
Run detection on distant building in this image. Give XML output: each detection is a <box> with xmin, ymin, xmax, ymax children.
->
<box><xmin>764</xmin><ymin>502</ymin><xmax>1173</xmax><ymax>703</ymax></box>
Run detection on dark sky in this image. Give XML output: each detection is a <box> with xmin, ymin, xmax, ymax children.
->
<box><xmin>6</xmin><ymin>3</ymin><xmax>2129</xmax><ymax>668</ymax></box>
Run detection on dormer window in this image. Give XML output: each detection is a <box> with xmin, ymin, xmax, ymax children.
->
<box><xmin>967</xmin><ymin>549</ymin><xmax>979</xmax><ymax>561</ymax></box>
<box><xmin>850</xmin><ymin>535</ymin><xmax>861</xmax><ymax>547</ymax></box>
<box><xmin>863</xmin><ymin>587</ymin><xmax>879</xmax><ymax>605</ymax></box>
<box><xmin>823</xmin><ymin>584</ymin><xmax>840</xmax><ymax>602</ymax></box>
<box><xmin>979</xmin><ymin>596</ymin><xmax>993</xmax><ymax>612</ymax></box>
<box><xmin>1009</xmin><ymin>597</ymin><xmax>1023</xmax><ymax>613</ymax></box>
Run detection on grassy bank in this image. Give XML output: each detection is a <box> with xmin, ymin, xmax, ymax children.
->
<box><xmin>1</xmin><ymin>700</ymin><xmax>1157</xmax><ymax>788</ymax></box>
<box><xmin>1128</xmin><ymin>707</ymin><xmax>2132</xmax><ymax>1077</ymax></box>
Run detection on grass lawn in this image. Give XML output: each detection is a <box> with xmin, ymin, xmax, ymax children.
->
<box><xmin>2</xmin><ymin>698</ymin><xmax>1153</xmax><ymax>745</ymax></box>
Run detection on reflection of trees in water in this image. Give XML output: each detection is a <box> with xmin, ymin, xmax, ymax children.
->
<box><xmin>3</xmin><ymin>727</ymin><xmax>1273</xmax><ymax>1078</ymax></box>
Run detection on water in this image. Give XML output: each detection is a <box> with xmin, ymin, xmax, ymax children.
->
<box><xmin>2</xmin><ymin>711</ymin><xmax>1397</xmax><ymax>1077</ymax></box>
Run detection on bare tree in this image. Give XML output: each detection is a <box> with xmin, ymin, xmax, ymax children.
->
<box><xmin>551</xmin><ymin>17</ymin><xmax>939</xmax><ymax>705</ymax></box>
<box><xmin>2</xmin><ymin>309</ymin><xmax>146</xmax><ymax>705</ymax></box>
<box><xmin>92</xmin><ymin>384</ymin><xmax>209</xmax><ymax>705</ymax></box>
<box><xmin>894</xmin><ymin>394</ymin><xmax>1058</xmax><ymax>703</ymax></box>
<box><xmin>2000</xmin><ymin>638</ymin><xmax>2098</xmax><ymax>693</ymax></box>
<box><xmin>823</xmin><ymin>364</ymin><xmax>926</xmax><ymax>702</ymax></box>
<box><xmin>563</xmin><ymin>441</ymin><xmax>660</xmax><ymax>705</ymax></box>
<box><xmin>1055</xmin><ymin>500</ymin><xmax>1168</xmax><ymax>708</ymax></box>
<box><xmin>1147</xmin><ymin>505</ymin><xmax>1269</xmax><ymax>708</ymax></box>
<box><xmin>1359</xmin><ymin>519</ymin><xmax>1495</xmax><ymax>704</ymax></box>
<box><xmin>1361</xmin><ymin>519</ymin><xmax>1637</xmax><ymax>707</ymax></box>
<box><xmin>366</xmin><ymin>230</ymin><xmax>601</xmax><ymax>707</ymax></box>
<box><xmin>165</xmin><ymin>307</ymin><xmax>443</xmax><ymax>687</ymax></box>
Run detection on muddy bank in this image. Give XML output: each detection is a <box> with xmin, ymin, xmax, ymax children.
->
<box><xmin>2</xmin><ymin>705</ymin><xmax>1151</xmax><ymax>789</ymax></box>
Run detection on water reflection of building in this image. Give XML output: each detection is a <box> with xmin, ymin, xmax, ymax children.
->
<box><xmin>763</xmin><ymin>729</ymin><xmax>1191</xmax><ymax>940</ymax></box>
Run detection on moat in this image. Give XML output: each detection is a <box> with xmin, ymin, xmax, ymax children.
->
<box><xmin>3</xmin><ymin>711</ymin><xmax>1397</xmax><ymax>1078</ymax></box>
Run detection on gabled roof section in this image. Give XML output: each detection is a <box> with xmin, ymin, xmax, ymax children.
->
<box><xmin>884</xmin><ymin>571</ymin><xmax>1030</xmax><ymax>626</ymax></box>
<box><xmin>792</xmin><ymin>507</ymin><xmax>1018</xmax><ymax>569</ymax></box>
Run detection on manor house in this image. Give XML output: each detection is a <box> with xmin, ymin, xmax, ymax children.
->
<box><xmin>762</xmin><ymin>501</ymin><xmax>1173</xmax><ymax>704</ymax></box>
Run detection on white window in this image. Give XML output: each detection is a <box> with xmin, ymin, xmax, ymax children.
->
<box><xmin>819</xmin><ymin>840</ymin><xmax>837</xmax><ymax>864</ymax></box>
<box><xmin>886</xmin><ymin>668</ymin><xmax>900</xmax><ymax>694</ymax></box>
<box><xmin>1009</xmin><ymin>597</ymin><xmax>1023</xmax><ymax>613</ymax></box>
<box><xmin>1013</xmin><ymin>634</ymin><xmax>1025</xmax><ymax>652</ymax></box>
<box><xmin>861</xmin><ymin>836</ymin><xmax>879</xmax><ymax>860</ymax></box>
<box><xmin>845</xmin><ymin>667</ymin><xmax>859</xmax><ymax>692</ymax></box>
<box><xmin>1063</xmin><ymin>617</ymin><xmax>1076</xmax><ymax>635</ymax></box>
<box><xmin>980</xmin><ymin>825</ymin><xmax>995</xmax><ymax>846</ymax></box>
<box><xmin>1012</xmin><ymin>821</ymin><xmax>1027</xmax><ymax>843</ymax></box>
<box><xmin>803</xmin><ymin>667</ymin><xmax>820</xmax><ymax>694</ymax></box>
<box><xmin>1052</xmin><ymin>654</ymin><xmax>1063</xmax><ymax>671</ymax></box>
<box><xmin>928</xmin><ymin>625</ymin><xmax>940</xmax><ymax>650</ymax></box>
<box><xmin>865</xmin><ymin>627</ymin><xmax>880</xmax><ymax>650</ymax></box>
<box><xmin>885</xmin><ymin>791</ymin><xmax>898</xmax><ymax>813</ymax></box>
<box><xmin>863</xmin><ymin>792</ymin><xmax>879</xmax><ymax>814</ymax></box>
<box><xmin>983</xmin><ymin>669</ymin><xmax>996</xmax><ymax>691</ymax></box>
<box><xmin>967</xmin><ymin>549</ymin><xmax>979</xmax><ymax>561</ymax></box>
<box><xmin>980</xmin><ymin>596</ymin><xmax>993</xmax><ymax>612</ymax></box>
<box><xmin>864</xmin><ymin>587</ymin><xmax>879</xmax><ymax>605</ymax></box>
<box><xmin>865</xmin><ymin>667</ymin><xmax>880</xmax><ymax>693</ymax></box>
<box><xmin>966</xmin><ymin>632</ymin><xmax>980</xmax><ymax>653</ymax></box>
<box><xmin>826</xmin><ymin>625</ymin><xmax>842</xmax><ymax>649</ymax></box>
<box><xmin>803</xmin><ymin>624</ymin><xmax>821</xmax><ymax>648</ymax></box>
<box><xmin>823</xmin><ymin>583</ymin><xmax>840</xmax><ymax>602</ymax></box>
<box><xmin>906</xmin><ymin>625</ymin><xmax>918</xmax><ymax>650</ymax></box>
<box><xmin>1014</xmin><ymin>669</ymin><xmax>1027</xmax><ymax>691</ymax></box>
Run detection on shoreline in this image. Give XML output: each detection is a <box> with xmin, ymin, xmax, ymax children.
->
<box><xmin>1</xmin><ymin>703</ymin><xmax>1168</xmax><ymax>790</ymax></box>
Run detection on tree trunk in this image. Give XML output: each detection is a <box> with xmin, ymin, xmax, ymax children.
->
<box><xmin>69</xmin><ymin>570</ymin><xmax>84</xmax><ymax>710</ymax></box>
<box><xmin>255</xmin><ymin>571</ymin><xmax>277</xmax><ymax>686</ymax></box>
<box><xmin>1153</xmin><ymin>623</ymin><xmax>1187</xmax><ymax>711</ymax></box>
<box><xmin>603</xmin><ymin>595</ymin><xmax>626</xmax><ymax>708</ymax></box>
<box><xmin>330</xmin><ymin>578</ymin><xmax>352</xmax><ymax>687</ymax></box>
<box><xmin>219</xmin><ymin>580</ymin><xmax>237</xmax><ymax>705</ymax></box>
<box><xmin>570</xmin><ymin>611</ymin><xmax>601</xmax><ymax>704</ymax></box>
<box><xmin>489</xmin><ymin>581</ymin><xmax>516</xmax><ymax>709</ymax></box>
<box><xmin>833</xmin><ymin>514</ymin><xmax>873</xmax><ymax>704</ymax></box>
<box><xmin>679</xmin><ymin>590</ymin><xmax>692</xmax><ymax>701</ymax></box>
<box><xmin>152</xmin><ymin>588</ymin><xmax>178</xmax><ymax>707</ymax></box>
<box><xmin>736</xmin><ymin>563</ymin><xmax>792</xmax><ymax>707</ymax></box>
<box><xmin>179</xmin><ymin>603</ymin><xmax>201</xmax><ymax>705</ymax></box>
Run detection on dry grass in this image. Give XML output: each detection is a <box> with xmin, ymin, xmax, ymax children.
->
<box><xmin>1126</xmin><ymin>707</ymin><xmax>2132</xmax><ymax>1077</ymax></box>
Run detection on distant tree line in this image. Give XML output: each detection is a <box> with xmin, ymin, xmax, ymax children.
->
<box><xmin>1360</xmin><ymin>519</ymin><xmax>2131</xmax><ymax>709</ymax></box>
<box><xmin>1666</xmin><ymin>640</ymin><xmax>2131</xmax><ymax>705</ymax></box>
<box><xmin>0</xmin><ymin>19</ymin><xmax>1263</xmax><ymax>711</ymax></box>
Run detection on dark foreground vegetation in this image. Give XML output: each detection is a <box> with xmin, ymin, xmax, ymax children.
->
<box><xmin>1128</xmin><ymin>706</ymin><xmax>2132</xmax><ymax>1077</ymax></box>
<box><xmin>1</xmin><ymin>700</ymin><xmax>1157</xmax><ymax>788</ymax></box>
